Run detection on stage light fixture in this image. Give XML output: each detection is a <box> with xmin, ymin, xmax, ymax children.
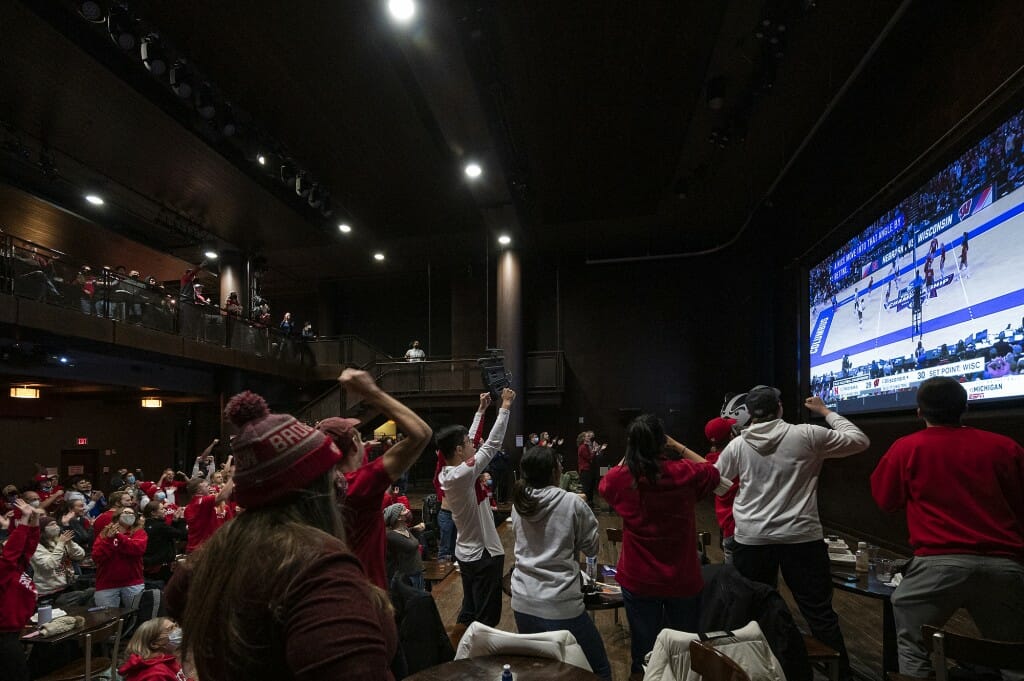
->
<box><xmin>107</xmin><ymin>4</ymin><xmax>136</xmax><ymax>51</ymax></box>
<box><xmin>141</xmin><ymin>34</ymin><xmax>167</xmax><ymax>76</ymax></box>
<box><xmin>373</xmin><ymin>252</ymin><xmax>386</xmax><ymax>261</ymax></box>
<box><xmin>85</xmin><ymin>194</ymin><xmax>105</xmax><ymax>205</ymax></box>
<box><xmin>498</xmin><ymin>235</ymin><xmax>511</xmax><ymax>246</ymax></box>
<box><xmin>257</xmin><ymin>154</ymin><xmax>266</xmax><ymax>165</ymax></box>
<box><xmin>388</xmin><ymin>0</ymin><xmax>416</xmax><ymax>22</ymax></box>
<box><xmin>195</xmin><ymin>83</ymin><xmax>216</xmax><ymax>119</ymax></box>
<box><xmin>338</xmin><ymin>223</ymin><xmax>352</xmax><ymax>233</ymax></box>
<box><xmin>140</xmin><ymin>397</ymin><xmax>162</xmax><ymax>408</ymax></box>
<box><xmin>77</xmin><ymin>1</ymin><xmax>104</xmax><ymax>22</ymax></box>
<box><xmin>464</xmin><ymin>162</ymin><xmax>482</xmax><ymax>179</ymax></box>
<box><xmin>203</xmin><ymin>250</ymin><xmax>219</xmax><ymax>260</ymax></box>
<box><xmin>10</xmin><ymin>386</ymin><xmax>40</xmax><ymax>399</ymax></box>
<box><xmin>170</xmin><ymin>60</ymin><xmax>193</xmax><ymax>99</ymax></box>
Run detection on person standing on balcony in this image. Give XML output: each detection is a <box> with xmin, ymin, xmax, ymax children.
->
<box><xmin>405</xmin><ymin>340</ymin><xmax>425</xmax><ymax>362</ymax></box>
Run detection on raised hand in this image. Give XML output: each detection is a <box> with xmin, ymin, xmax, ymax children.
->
<box><xmin>500</xmin><ymin>388</ymin><xmax>516</xmax><ymax>408</ymax></box>
<box><xmin>58</xmin><ymin>530</ymin><xmax>74</xmax><ymax>545</ymax></box>
<box><xmin>339</xmin><ymin>368</ymin><xmax>379</xmax><ymax>396</ymax></box>
<box><xmin>478</xmin><ymin>393</ymin><xmax>492</xmax><ymax>412</ymax></box>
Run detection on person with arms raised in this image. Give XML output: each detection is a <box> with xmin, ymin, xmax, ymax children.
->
<box><xmin>0</xmin><ymin>498</ymin><xmax>44</xmax><ymax>681</ymax></box>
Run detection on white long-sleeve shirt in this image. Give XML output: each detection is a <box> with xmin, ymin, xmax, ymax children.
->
<box><xmin>440</xmin><ymin>408</ymin><xmax>510</xmax><ymax>562</ymax></box>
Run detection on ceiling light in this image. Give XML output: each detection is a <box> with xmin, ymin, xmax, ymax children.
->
<box><xmin>203</xmin><ymin>250</ymin><xmax>219</xmax><ymax>260</ymax></box>
<box><xmin>498</xmin><ymin>235</ymin><xmax>511</xmax><ymax>245</ymax></box>
<box><xmin>10</xmin><ymin>386</ymin><xmax>40</xmax><ymax>399</ymax></box>
<box><xmin>373</xmin><ymin>252</ymin><xmax>386</xmax><ymax>261</ymax></box>
<box><xmin>77</xmin><ymin>1</ymin><xmax>104</xmax><ymax>23</ymax></box>
<box><xmin>338</xmin><ymin>223</ymin><xmax>352</xmax><ymax>233</ymax></box>
<box><xmin>85</xmin><ymin>194</ymin><xmax>105</xmax><ymax>205</ymax></box>
<box><xmin>140</xmin><ymin>34</ymin><xmax>167</xmax><ymax>76</ymax></box>
<box><xmin>170</xmin><ymin>60</ymin><xmax>193</xmax><ymax>99</ymax></box>
<box><xmin>59</xmin><ymin>356</ymin><xmax>69</xmax><ymax>364</ymax></box>
<box><xmin>257</xmin><ymin>154</ymin><xmax>266</xmax><ymax>165</ymax></box>
<box><xmin>464</xmin><ymin>162</ymin><xmax>482</xmax><ymax>179</ymax></box>
<box><xmin>107</xmin><ymin>4</ymin><xmax>136</xmax><ymax>51</ymax></box>
<box><xmin>140</xmin><ymin>398</ymin><xmax>163</xmax><ymax>408</ymax></box>
<box><xmin>388</xmin><ymin>0</ymin><xmax>416</xmax><ymax>22</ymax></box>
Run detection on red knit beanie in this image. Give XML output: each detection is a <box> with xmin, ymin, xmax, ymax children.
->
<box><xmin>225</xmin><ymin>391</ymin><xmax>342</xmax><ymax>509</ymax></box>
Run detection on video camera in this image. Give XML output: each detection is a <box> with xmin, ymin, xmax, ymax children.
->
<box><xmin>478</xmin><ymin>348</ymin><xmax>512</xmax><ymax>401</ymax></box>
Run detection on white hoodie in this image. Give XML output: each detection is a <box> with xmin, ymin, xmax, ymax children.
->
<box><xmin>511</xmin><ymin>486</ymin><xmax>600</xmax><ymax>620</ymax></box>
<box><xmin>714</xmin><ymin>412</ymin><xmax>869</xmax><ymax>544</ymax></box>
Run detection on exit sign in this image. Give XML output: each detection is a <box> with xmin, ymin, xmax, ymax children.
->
<box><xmin>76</xmin><ymin>437</ymin><xmax>88</xmax><ymax>446</ymax></box>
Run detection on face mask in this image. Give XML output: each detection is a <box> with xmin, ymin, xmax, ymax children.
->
<box><xmin>126</xmin><ymin>475</ymin><xmax>136</xmax><ymax>484</ymax></box>
<box><xmin>44</xmin><ymin>525</ymin><xmax>61</xmax><ymax>538</ymax></box>
<box><xmin>167</xmin><ymin>627</ymin><xmax>183</xmax><ymax>650</ymax></box>
<box><xmin>155</xmin><ymin>492</ymin><xmax>166</xmax><ymax>501</ymax></box>
<box><xmin>29</xmin><ymin>500</ymin><xmax>41</xmax><ymax>508</ymax></box>
<box><xmin>120</xmin><ymin>513</ymin><xmax>136</xmax><ymax>526</ymax></box>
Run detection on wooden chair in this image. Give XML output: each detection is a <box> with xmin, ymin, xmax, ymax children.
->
<box><xmin>926</xmin><ymin>625</ymin><xmax>1024</xmax><ymax>681</ymax></box>
<box><xmin>803</xmin><ymin>634</ymin><xmax>840</xmax><ymax>681</ymax></box>
<box><xmin>688</xmin><ymin>640</ymin><xmax>753</xmax><ymax>681</ymax></box>
<box><xmin>36</xmin><ymin>616</ymin><xmax>124</xmax><ymax>681</ymax></box>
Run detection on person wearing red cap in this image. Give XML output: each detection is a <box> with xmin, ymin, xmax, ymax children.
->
<box><xmin>703</xmin><ymin>416</ymin><xmax>738</xmax><ymax>563</ymax></box>
<box><xmin>0</xmin><ymin>498</ymin><xmax>43</xmax><ymax>681</ymax></box>
<box><xmin>166</xmin><ymin>384</ymin><xmax>409</xmax><ymax>681</ymax></box>
<box><xmin>316</xmin><ymin>369</ymin><xmax>433</xmax><ymax>591</ymax></box>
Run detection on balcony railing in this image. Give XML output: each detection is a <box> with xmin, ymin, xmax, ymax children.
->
<box><xmin>376</xmin><ymin>352</ymin><xmax>564</xmax><ymax>396</ymax></box>
<box><xmin>0</xmin><ymin>230</ymin><xmax>307</xmax><ymax>366</ymax></box>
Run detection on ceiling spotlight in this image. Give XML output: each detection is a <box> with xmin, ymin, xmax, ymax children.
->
<box><xmin>203</xmin><ymin>250</ymin><xmax>219</xmax><ymax>260</ymax></box>
<box><xmin>388</xmin><ymin>0</ymin><xmax>416</xmax><ymax>22</ymax></box>
<box><xmin>194</xmin><ymin>82</ymin><xmax>216</xmax><ymax>119</ymax></box>
<box><xmin>107</xmin><ymin>4</ymin><xmax>136</xmax><ymax>51</ymax></box>
<box><xmin>170</xmin><ymin>60</ymin><xmax>193</xmax><ymax>99</ymax></box>
<box><xmin>373</xmin><ymin>252</ymin><xmax>386</xmax><ymax>261</ymax></box>
<box><xmin>77</xmin><ymin>1</ymin><xmax>104</xmax><ymax>22</ymax></box>
<box><xmin>85</xmin><ymin>194</ymin><xmax>105</xmax><ymax>205</ymax></box>
<box><xmin>498</xmin><ymin>235</ymin><xmax>511</xmax><ymax>245</ymax></box>
<box><xmin>338</xmin><ymin>223</ymin><xmax>352</xmax><ymax>233</ymax></box>
<box><xmin>140</xmin><ymin>34</ymin><xmax>167</xmax><ymax>76</ymax></box>
<box><xmin>257</xmin><ymin>154</ymin><xmax>266</xmax><ymax>165</ymax></box>
<box><xmin>59</xmin><ymin>356</ymin><xmax>69</xmax><ymax>364</ymax></box>
<box><xmin>464</xmin><ymin>162</ymin><xmax>482</xmax><ymax>179</ymax></box>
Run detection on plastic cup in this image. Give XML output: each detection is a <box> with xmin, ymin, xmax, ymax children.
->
<box><xmin>868</xmin><ymin>544</ymin><xmax>879</xmax><ymax>564</ymax></box>
<box><xmin>875</xmin><ymin>558</ymin><xmax>894</xmax><ymax>582</ymax></box>
<box><xmin>37</xmin><ymin>605</ymin><xmax>52</xmax><ymax>625</ymax></box>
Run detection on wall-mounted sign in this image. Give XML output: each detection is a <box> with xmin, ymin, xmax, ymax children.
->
<box><xmin>67</xmin><ymin>465</ymin><xmax>84</xmax><ymax>476</ymax></box>
<box><xmin>77</xmin><ymin>437</ymin><xmax>88</xmax><ymax>446</ymax></box>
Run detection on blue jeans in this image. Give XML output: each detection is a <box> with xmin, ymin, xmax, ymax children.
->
<box><xmin>437</xmin><ymin>509</ymin><xmax>456</xmax><ymax>560</ymax></box>
<box><xmin>514</xmin><ymin>610</ymin><xmax>612</xmax><ymax>680</ymax></box>
<box><xmin>621</xmin><ymin>587</ymin><xmax>701</xmax><ymax>673</ymax></box>
<box><xmin>94</xmin><ymin>583</ymin><xmax>144</xmax><ymax>609</ymax></box>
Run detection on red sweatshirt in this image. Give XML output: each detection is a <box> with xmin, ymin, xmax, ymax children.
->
<box><xmin>577</xmin><ymin>444</ymin><xmax>593</xmax><ymax>473</ymax></box>
<box><xmin>184</xmin><ymin>494</ymin><xmax>219</xmax><ymax>553</ymax></box>
<box><xmin>92</xmin><ymin>527</ymin><xmax>148</xmax><ymax>590</ymax></box>
<box><xmin>118</xmin><ymin>653</ymin><xmax>189</xmax><ymax>681</ymax></box>
<box><xmin>599</xmin><ymin>458</ymin><xmax>720</xmax><ymax>597</ymax></box>
<box><xmin>0</xmin><ymin>524</ymin><xmax>39</xmax><ymax>632</ymax></box>
<box><xmin>704</xmin><ymin>450</ymin><xmax>739</xmax><ymax>538</ymax></box>
<box><xmin>871</xmin><ymin>426</ymin><xmax>1024</xmax><ymax>560</ymax></box>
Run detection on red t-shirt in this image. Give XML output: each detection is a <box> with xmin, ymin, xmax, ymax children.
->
<box><xmin>577</xmin><ymin>444</ymin><xmax>593</xmax><ymax>472</ymax></box>
<box><xmin>343</xmin><ymin>457</ymin><xmax>393</xmax><ymax>589</ymax></box>
<box><xmin>704</xmin><ymin>450</ymin><xmax>739</xmax><ymax>538</ymax></box>
<box><xmin>184</xmin><ymin>495</ymin><xmax>219</xmax><ymax>553</ymax></box>
<box><xmin>871</xmin><ymin>426</ymin><xmax>1024</xmax><ymax>559</ymax></box>
<box><xmin>599</xmin><ymin>458</ymin><xmax>720</xmax><ymax>597</ymax></box>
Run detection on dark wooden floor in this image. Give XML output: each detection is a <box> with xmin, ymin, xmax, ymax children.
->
<box><xmin>410</xmin><ymin>490</ymin><xmax>978</xmax><ymax>681</ymax></box>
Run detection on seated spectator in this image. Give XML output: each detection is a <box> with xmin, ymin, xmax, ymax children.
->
<box><xmin>31</xmin><ymin>517</ymin><xmax>85</xmax><ymax>602</ymax></box>
<box><xmin>118</xmin><ymin>617</ymin><xmax>185</xmax><ymax>681</ymax></box>
<box><xmin>92</xmin><ymin>506</ymin><xmax>148</xmax><ymax>608</ymax></box>
<box><xmin>511</xmin><ymin>445</ymin><xmax>611</xmax><ymax>680</ymax></box>
<box><xmin>385</xmin><ymin>503</ymin><xmax>425</xmax><ymax>591</ymax></box>
<box><xmin>0</xmin><ymin>499</ymin><xmax>44</xmax><ymax>681</ymax></box>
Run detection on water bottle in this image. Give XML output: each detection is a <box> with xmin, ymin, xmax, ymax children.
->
<box><xmin>501</xmin><ymin>663</ymin><xmax>513</xmax><ymax>681</ymax></box>
<box><xmin>855</xmin><ymin>541</ymin><xmax>869</xmax><ymax>573</ymax></box>
<box><xmin>585</xmin><ymin>555</ymin><xmax>597</xmax><ymax>581</ymax></box>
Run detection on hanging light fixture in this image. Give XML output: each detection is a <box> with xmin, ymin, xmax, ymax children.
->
<box><xmin>10</xmin><ymin>386</ymin><xmax>40</xmax><ymax>399</ymax></box>
<box><xmin>140</xmin><ymin>397</ymin><xmax>163</xmax><ymax>408</ymax></box>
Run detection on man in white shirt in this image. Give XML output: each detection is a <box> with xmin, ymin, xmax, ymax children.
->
<box><xmin>438</xmin><ymin>388</ymin><xmax>516</xmax><ymax>634</ymax></box>
<box><xmin>405</xmin><ymin>340</ymin><xmax>426</xmax><ymax>361</ymax></box>
<box><xmin>713</xmin><ymin>386</ymin><xmax>869</xmax><ymax>681</ymax></box>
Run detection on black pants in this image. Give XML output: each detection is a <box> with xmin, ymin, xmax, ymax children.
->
<box><xmin>456</xmin><ymin>551</ymin><xmax>505</xmax><ymax>627</ymax></box>
<box><xmin>580</xmin><ymin>469</ymin><xmax>598</xmax><ymax>507</ymax></box>
<box><xmin>733</xmin><ymin>539</ymin><xmax>852</xmax><ymax>681</ymax></box>
<box><xmin>0</xmin><ymin>631</ymin><xmax>29</xmax><ymax>681</ymax></box>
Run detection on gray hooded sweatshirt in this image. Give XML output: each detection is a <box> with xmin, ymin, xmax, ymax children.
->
<box><xmin>510</xmin><ymin>486</ymin><xmax>600</xmax><ymax>619</ymax></box>
<box><xmin>714</xmin><ymin>412</ymin><xmax>869</xmax><ymax>544</ymax></box>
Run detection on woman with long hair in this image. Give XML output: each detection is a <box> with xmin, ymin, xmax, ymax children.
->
<box><xmin>30</xmin><ymin>516</ymin><xmax>85</xmax><ymax>601</ymax></box>
<box><xmin>598</xmin><ymin>413</ymin><xmax>720</xmax><ymax>676</ymax></box>
<box><xmin>166</xmin><ymin>387</ymin><xmax>402</xmax><ymax>681</ymax></box>
<box><xmin>511</xmin><ymin>445</ymin><xmax>611</xmax><ymax>680</ymax></box>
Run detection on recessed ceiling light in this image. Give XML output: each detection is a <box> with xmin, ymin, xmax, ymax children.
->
<box><xmin>140</xmin><ymin>397</ymin><xmax>163</xmax><ymax>408</ymax></box>
<box><xmin>498</xmin><ymin>235</ymin><xmax>511</xmax><ymax>245</ymax></box>
<box><xmin>373</xmin><ymin>252</ymin><xmax>386</xmax><ymax>261</ymax></box>
<box><xmin>204</xmin><ymin>250</ymin><xmax>219</xmax><ymax>260</ymax></box>
<box><xmin>10</xmin><ymin>386</ymin><xmax>40</xmax><ymax>399</ymax></box>
<box><xmin>388</xmin><ymin>0</ymin><xmax>415</xmax><ymax>22</ymax></box>
<box><xmin>85</xmin><ymin>194</ymin><xmax>105</xmax><ymax>205</ymax></box>
<box><xmin>464</xmin><ymin>162</ymin><xmax>482</xmax><ymax>179</ymax></box>
<box><xmin>257</xmin><ymin>154</ymin><xmax>266</xmax><ymax>165</ymax></box>
<box><xmin>338</xmin><ymin>223</ymin><xmax>352</xmax><ymax>233</ymax></box>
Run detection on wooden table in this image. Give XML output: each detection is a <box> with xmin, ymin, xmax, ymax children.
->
<box><xmin>21</xmin><ymin>606</ymin><xmax>128</xmax><ymax>644</ymax></box>
<box><xmin>404</xmin><ymin>654</ymin><xmax>603</xmax><ymax>680</ymax></box>
<box><xmin>831</xmin><ymin>569</ymin><xmax>899</xmax><ymax>680</ymax></box>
